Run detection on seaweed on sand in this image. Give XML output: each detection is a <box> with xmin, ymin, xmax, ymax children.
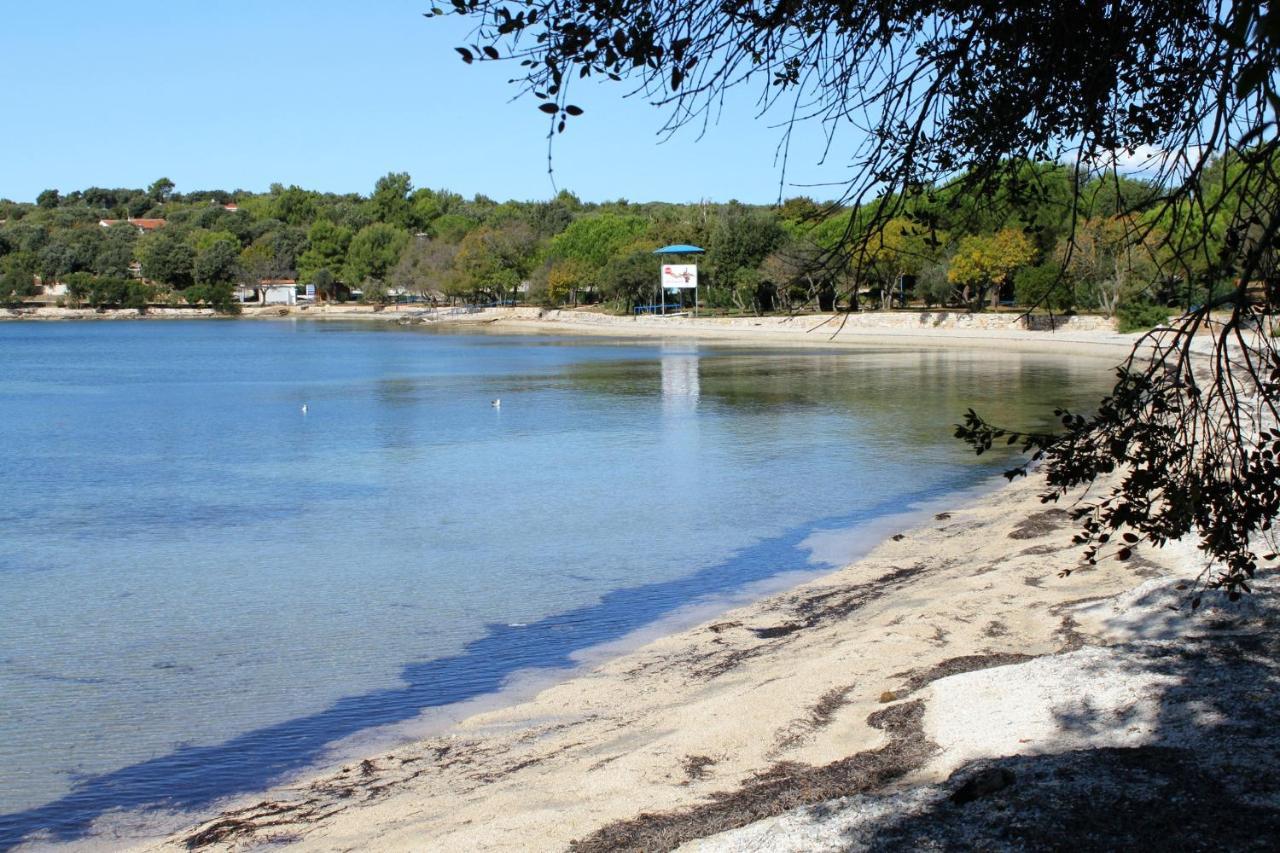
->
<box><xmin>568</xmin><ymin>701</ymin><xmax>936</xmax><ymax>853</ymax></box>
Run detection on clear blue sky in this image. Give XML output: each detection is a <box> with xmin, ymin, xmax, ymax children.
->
<box><xmin>0</xmin><ymin>1</ymin><xmax>841</xmax><ymax>205</ymax></box>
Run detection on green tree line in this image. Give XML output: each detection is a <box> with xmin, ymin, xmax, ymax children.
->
<box><xmin>1</xmin><ymin>161</ymin><xmax>1258</xmax><ymax>324</ymax></box>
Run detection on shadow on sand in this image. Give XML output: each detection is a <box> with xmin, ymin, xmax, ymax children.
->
<box><xmin>571</xmin><ymin>584</ymin><xmax>1280</xmax><ymax>852</ymax></box>
<box><xmin>834</xmin><ymin>599</ymin><xmax>1280</xmax><ymax>850</ymax></box>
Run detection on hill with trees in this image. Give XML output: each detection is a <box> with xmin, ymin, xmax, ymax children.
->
<box><xmin>0</xmin><ymin>163</ymin><xmax>1241</xmax><ymax>326</ymax></box>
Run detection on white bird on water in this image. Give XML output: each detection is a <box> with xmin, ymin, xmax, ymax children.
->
<box><xmin>301</xmin><ymin>403</ymin><xmax>309</xmax><ymax>415</ymax></box>
<box><xmin>491</xmin><ymin>398</ymin><xmax>501</xmax><ymax>408</ymax></box>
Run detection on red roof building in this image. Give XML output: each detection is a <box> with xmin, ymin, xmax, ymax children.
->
<box><xmin>99</xmin><ymin>218</ymin><xmax>167</xmax><ymax>233</ymax></box>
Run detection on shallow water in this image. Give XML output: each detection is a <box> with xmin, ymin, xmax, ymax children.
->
<box><xmin>0</xmin><ymin>320</ymin><xmax>1116</xmax><ymax>845</ymax></box>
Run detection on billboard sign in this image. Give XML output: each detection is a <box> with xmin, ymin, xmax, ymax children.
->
<box><xmin>661</xmin><ymin>264</ymin><xmax>698</xmax><ymax>288</ymax></box>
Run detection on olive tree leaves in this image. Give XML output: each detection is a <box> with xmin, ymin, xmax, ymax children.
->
<box><xmin>956</xmin><ymin>299</ymin><xmax>1280</xmax><ymax>599</ymax></box>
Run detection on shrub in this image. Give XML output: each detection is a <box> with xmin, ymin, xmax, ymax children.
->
<box><xmin>64</xmin><ymin>273</ymin><xmax>154</xmax><ymax>311</ymax></box>
<box><xmin>183</xmin><ymin>282</ymin><xmax>240</xmax><ymax>314</ymax></box>
<box><xmin>1014</xmin><ymin>263</ymin><xmax>1075</xmax><ymax>312</ymax></box>
<box><xmin>0</xmin><ymin>252</ymin><xmax>39</xmax><ymax>305</ymax></box>
<box><xmin>1116</xmin><ymin>300</ymin><xmax>1172</xmax><ymax>333</ymax></box>
<box><xmin>601</xmin><ymin>251</ymin><xmax>657</xmax><ymax>311</ymax></box>
<box><xmin>915</xmin><ymin>260</ymin><xmax>954</xmax><ymax>307</ymax></box>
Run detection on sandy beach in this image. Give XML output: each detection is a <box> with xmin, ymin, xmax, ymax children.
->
<box><xmin>96</xmin><ymin>464</ymin><xmax>1259</xmax><ymax>853</ymax></box>
<box><xmin>14</xmin><ymin>312</ymin><xmax>1275</xmax><ymax>851</ymax></box>
<box><xmin>1</xmin><ymin>304</ymin><xmax>1140</xmax><ymax>357</ymax></box>
<box><xmin>7</xmin><ymin>1</ymin><xmax>1275</xmax><ymax>846</ymax></box>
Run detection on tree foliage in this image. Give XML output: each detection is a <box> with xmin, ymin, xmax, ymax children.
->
<box><xmin>947</xmin><ymin>228</ymin><xmax>1036</xmax><ymax>310</ymax></box>
<box><xmin>455</xmin><ymin>222</ymin><xmax>537</xmax><ymax>302</ymax></box>
<box><xmin>544</xmin><ymin>257</ymin><xmax>593</xmax><ymax>304</ymax></box>
<box><xmin>549</xmin><ymin>213</ymin><xmax>647</xmax><ymax>271</ymax></box>
<box><xmin>194</xmin><ymin>238</ymin><xmax>242</xmax><ymax>286</ymax></box>
<box><xmin>758</xmin><ymin>239</ymin><xmax>838</xmax><ymax>312</ymax></box>
<box><xmin>370</xmin><ymin>172</ymin><xmax>415</xmax><ymax>230</ymax></box>
<box><xmin>297</xmin><ymin>218</ymin><xmax>353</xmax><ymax>283</ymax></box>
<box><xmin>439</xmin><ymin>0</ymin><xmax>1280</xmax><ymax>594</ymax></box>
<box><xmin>1059</xmin><ymin>217</ymin><xmax>1167</xmax><ymax>317</ymax></box>
<box><xmin>64</xmin><ymin>272</ymin><xmax>154</xmax><ymax>311</ymax></box>
<box><xmin>6</xmin><ymin>163</ymin><xmax>1243</xmax><ymax>319</ymax></box>
<box><xmin>0</xmin><ymin>252</ymin><xmax>39</xmax><ymax>304</ymax></box>
<box><xmin>139</xmin><ymin>230</ymin><xmax>195</xmax><ymax>289</ymax></box>
<box><xmin>600</xmin><ymin>249</ymin><xmax>657</xmax><ymax>310</ymax></box>
<box><xmin>182</xmin><ymin>281</ymin><xmax>239</xmax><ymax>314</ymax></box>
<box><xmin>707</xmin><ymin>204</ymin><xmax>787</xmax><ymax>310</ymax></box>
<box><xmin>389</xmin><ymin>236</ymin><xmax>457</xmax><ymax>300</ymax></box>
<box><xmin>1014</xmin><ymin>264</ymin><xmax>1076</xmax><ymax>314</ymax></box>
<box><xmin>95</xmin><ymin>223</ymin><xmax>138</xmax><ymax>278</ymax></box>
<box><xmin>345</xmin><ymin>223</ymin><xmax>411</xmax><ymax>286</ymax></box>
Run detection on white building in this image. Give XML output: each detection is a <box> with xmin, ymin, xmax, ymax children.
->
<box><xmin>234</xmin><ymin>279</ymin><xmax>298</xmax><ymax>305</ymax></box>
<box><xmin>261</xmin><ymin>283</ymin><xmax>297</xmax><ymax>305</ymax></box>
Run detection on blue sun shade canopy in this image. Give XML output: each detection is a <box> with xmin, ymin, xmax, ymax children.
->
<box><xmin>653</xmin><ymin>244</ymin><xmax>706</xmax><ymax>255</ymax></box>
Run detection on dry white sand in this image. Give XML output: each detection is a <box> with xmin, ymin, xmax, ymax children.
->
<box><xmin>429</xmin><ymin>307</ymin><xmax>1142</xmax><ymax>357</ymax></box>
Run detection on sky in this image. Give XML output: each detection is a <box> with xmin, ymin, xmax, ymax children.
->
<box><xmin>0</xmin><ymin>1</ymin><xmax>845</xmax><ymax>205</ymax></box>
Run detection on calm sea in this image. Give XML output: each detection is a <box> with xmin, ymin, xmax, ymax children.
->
<box><xmin>0</xmin><ymin>320</ymin><xmax>1115</xmax><ymax>846</ymax></box>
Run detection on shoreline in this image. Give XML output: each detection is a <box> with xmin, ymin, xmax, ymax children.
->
<box><xmin>1</xmin><ymin>305</ymin><xmax>1142</xmax><ymax>358</ymax></box>
<box><xmin>82</xmin><ymin>469</ymin><xmax>1208</xmax><ymax>852</ymax></box>
<box><xmin>6</xmin><ymin>476</ymin><xmax>1011</xmax><ymax>850</ymax></box>
<box><xmin>2</xmin><ymin>320</ymin><xmax>1168</xmax><ymax>851</ymax></box>
<box><xmin>10</xmin><ymin>315</ymin><xmax>1223</xmax><ymax>845</ymax></box>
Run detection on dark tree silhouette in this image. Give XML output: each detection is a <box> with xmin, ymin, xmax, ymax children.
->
<box><xmin>436</xmin><ymin>0</ymin><xmax>1280</xmax><ymax>593</ymax></box>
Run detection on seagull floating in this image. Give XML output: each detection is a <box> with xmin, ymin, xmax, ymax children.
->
<box><xmin>491</xmin><ymin>398</ymin><xmax>501</xmax><ymax>408</ymax></box>
<box><xmin>301</xmin><ymin>403</ymin><xmax>309</xmax><ymax>414</ymax></box>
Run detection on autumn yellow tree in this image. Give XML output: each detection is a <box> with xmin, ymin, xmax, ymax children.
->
<box><xmin>545</xmin><ymin>258</ymin><xmax>593</xmax><ymax>306</ymax></box>
<box><xmin>864</xmin><ymin>217</ymin><xmax>944</xmax><ymax>308</ymax></box>
<box><xmin>947</xmin><ymin>227</ymin><xmax>1035</xmax><ymax>310</ymax></box>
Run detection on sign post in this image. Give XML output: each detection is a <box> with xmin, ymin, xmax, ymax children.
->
<box><xmin>652</xmin><ymin>245</ymin><xmax>706</xmax><ymax>317</ymax></box>
<box><xmin>660</xmin><ymin>264</ymin><xmax>698</xmax><ymax>316</ymax></box>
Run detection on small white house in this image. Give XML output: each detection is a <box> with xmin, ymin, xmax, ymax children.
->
<box><xmin>234</xmin><ymin>279</ymin><xmax>298</xmax><ymax>305</ymax></box>
<box><xmin>261</xmin><ymin>283</ymin><xmax>297</xmax><ymax>305</ymax></box>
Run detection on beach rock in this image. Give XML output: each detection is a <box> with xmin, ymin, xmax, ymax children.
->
<box><xmin>948</xmin><ymin>766</ymin><xmax>1014</xmax><ymax>804</ymax></box>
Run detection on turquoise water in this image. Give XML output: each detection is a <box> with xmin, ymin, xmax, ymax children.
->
<box><xmin>0</xmin><ymin>320</ymin><xmax>1115</xmax><ymax>845</ymax></box>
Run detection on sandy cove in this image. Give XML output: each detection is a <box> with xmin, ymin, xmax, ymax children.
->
<box><xmin>2</xmin><ymin>304</ymin><xmax>1142</xmax><ymax>357</ymax></box>
<box><xmin>18</xmin><ymin>311</ymin><xmax>1272</xmax><ymax>849</ymax></box>
<box><xmin>104</xmin><ymin>468</ymin><xmax>1226</xmax><ymax>853</ymax></box>
<box><xmin>470</xmin><ymin>307</ymin><xmax>1136</xmax><ymax>357</ymax></box>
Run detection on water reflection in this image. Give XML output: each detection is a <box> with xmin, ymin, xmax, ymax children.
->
<box><xmin>569</xmin><ymin>346</ymin><xmax>1112</xmax><ymax>447</ymax></box>
<box><xmin>661</xmin><ymin>349</ymin><xmax>701</xmax><ymax>415</ymax></box>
